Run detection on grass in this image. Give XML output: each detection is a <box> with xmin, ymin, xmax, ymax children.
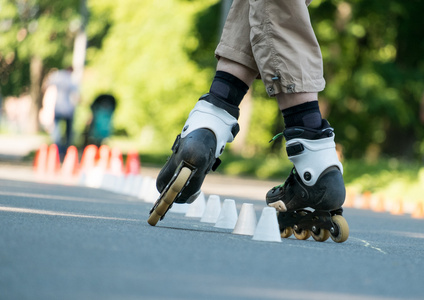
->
<box><xmin>342</xmin><ymin>158</ymin><xmax>424</xmax><ymax>204</ymax></box>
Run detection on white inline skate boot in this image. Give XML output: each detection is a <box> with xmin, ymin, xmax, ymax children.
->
<box><xmin>148</xmin><ymin>94</ymin><xmax>239</xmax><ymax>226</ymax></box>
<box><xmin>266</xmin><ymin>120</ymin><xmax>349</xmax><ymax>243</ymax></box>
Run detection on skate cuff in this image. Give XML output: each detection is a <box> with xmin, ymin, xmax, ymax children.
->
<box><xmin>181</xmin><ymin>100</ymin><xmax>239</xmax><ymax>158</ymax></box>
<box><xmin>286</xmin><ymin>135</ymin><xmax>343</xmax><ymax>186</ymax></box>
<box><xmin>199</xmin><ymin>93</ymin><xmax>240</xmax><ymax>119</ymax></box>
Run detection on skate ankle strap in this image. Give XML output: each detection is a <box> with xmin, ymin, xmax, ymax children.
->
<box><xmin>286</xmin><ymin>143</ymin><xmax>304</xmax><ymax>156</ymax></box>
<box><xmin>211</xmin><ymin>158</ymin><xmax>221</xmax><ymax>171</ymax></box>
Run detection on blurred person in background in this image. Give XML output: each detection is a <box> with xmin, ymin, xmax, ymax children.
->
<box><xmin>39</xmin><ymin>67</ymin><xmax>80</xmax><ymax>160</ymax></box>
<box><xmin>83</xmin><ymin>94</ymin><xmax>117</xmax><ymax>148</ymax></box>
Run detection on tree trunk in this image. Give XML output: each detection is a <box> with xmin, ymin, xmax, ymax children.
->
<box><xmin>72</xmin><ymin>0</ymin><xmax>88</xmax><ymax>85</ymax></box>
<box><xmin>29</xmin><ymin>55</ymin><xmax>43</xmax><ymax>133</ymax></box>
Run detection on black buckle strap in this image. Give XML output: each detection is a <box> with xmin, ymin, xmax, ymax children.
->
<box><xmin>212</xmin><ymin>158</ymin><xmax>221</xmax><ymax>171</ymax></box>
<box><xmin>286</xmin><ymin>143</ymin><xmax>304</xmax><ymax>156</ymax></box>
<box><xmin>171</xmin><ymin>135</ymin><xmax>181</xmax><ymax>152</ymax></box>
<box><xmin>231</xmin><ymin>123</ymin><xmax>240</xmax><ymax>138</ymax></box>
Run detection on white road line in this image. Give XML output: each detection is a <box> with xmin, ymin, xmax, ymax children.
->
<box><xmin>0</xmin><ymin>206</ymin><xmax>139</xmax><ymax>222</ymax></box>
<box><xmin>0</xmin><ymin>190</ymin><xmax>123</xmax><ymax>204</ymax></box>
<box><xmin>351</xmin><ymin>237</ymin><xmax>387</xmax><ymax>254</ymax></box>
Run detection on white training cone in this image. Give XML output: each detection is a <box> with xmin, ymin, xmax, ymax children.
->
<box><xmin>215</xmin><ymin>199</ymin><xmax>238</xmax><ymax>229</ymax></box>
<box><xmin>185</xmin><ymin>192</ymin><xmax>206</xmax><ymax>218</ymax></box>
<box><xmin>232</xmin><ymin>203</ymin><xmax>257</xmax><ymax>236</ymax></box>
<box><xmin>100</xmin><ymin>173</ymin><xmax>115</xmax><ymax>191</ymax></box>
<box><xmin>138</xmin><ymin>176</ymin><xmax>153</xmax><ymax>201</ymax></box>
<box><xmin>170</xmin><ymin>203</ymin><xmax>190</xmax><ymax>214</ymax></box>
<box><xmin>122</xmin><ymin>174</ymin><xmax>135</xmax><ymax>195</ymax></box>
<box><xmin>145</xmin><ymin>178</ymin><xmax>160</xmax><ymax>203</ymax></box>
<box><xmin>110</xmin><ymin>174</ymin><xmax>125</xmax><ymax>193</ymax></box>
<box><xmin>252</xmin><ymin>207</ymin><xmax>282</xmax><ymax>242</ymax></box>
<box><xmin>85</xmin><ymin>166</ymin><xmax>104</xmax><ymax>188</ymax></box>
<box><xmin>130</xmin><ymin>175</ymin><xmax>144</xmax><ymax>198</ymax></box>
<box><xmin>201</xmin><ymin>195</ymin><xmax>221</xmax><ymax>223</ymax></box>
<box><xmin>78</xmin><ymin>171</ymin><xmax>87</xmax><ymax>186</ymax></box>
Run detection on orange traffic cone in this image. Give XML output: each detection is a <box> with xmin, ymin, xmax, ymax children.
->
<box><xmin>109</xmin><ymin>147</ymin><xmax>124</xmax><ymax>175</ymax></box>
<box><xmin>34</xmin><ymin>143</ymin><xmax>49</xmax><ymax>176</ymax></box>
<box><xmin>97</xmin><ymin>145</ymin><xmax>111</xmax><ymax>172</ymax></box>
<box><xmin>373</xmin><ymin>195</ymin><xmax>386</xmax><ymax>213</ymax></box>
<box><xmin>46</xmin><ymin>144</ymin><xmax>61</xmax><ymax>176</ymax></box>
<box><xmin>361</xmin><ymin>191</ymin><xmax>372</xmax><ymax>210</ymax></box>
<box><xmin>390</xmin><ymin>198</ymin><xmax>404</xmax><ymax>215</ymax></box>
<box><xmin>80</xmin><ymin>145</ymin><xmax>98</xmax><ymax>173</ymax></box>
<box><xmin>344</xmin><ymin>189</ymin><xmax>355</xmax><ymax>208</ymax></box>
<box><xmin>411</xmin><ymin>202</ymin><xmax>424</xmax><ymax>219</ymax></box>
<box><xmin>125</xmin><ymin>150</ymin><xmax>140</xmax><ymax>175</ymax></box>
<box><xmin>62</xmin><ymin>145</ymin><xmax>79</xmax><ymax>180</ymax></box>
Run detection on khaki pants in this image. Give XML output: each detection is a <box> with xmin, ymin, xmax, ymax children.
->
<box><xmin>215</xmin><ymin>0</ymin><xmax>325</xmax><ymax>96</ymax></box>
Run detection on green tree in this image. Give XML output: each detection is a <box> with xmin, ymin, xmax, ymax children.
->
<box><xmin>188</xmin><ymin>0</ymin><xmax>424</xmax><ymax>161</ymax></box>
<box><xmin>83</xmin><ymin>0</ymin><xmax>219</xmax><ymax>149</ymax></box>
<box><xmin>3</xmin><ymin>0</ymin><xmax>423</xmax><ymax>162</ymax></box>
<box><xmin>0</xmin><ymin>0</ymin><xmax>82</xmax><ymax>131</ymax></box>
<box><xmin>309</xmin><ymin>0</ymin><xmax>424</xmax><ymax>159</ymax></box>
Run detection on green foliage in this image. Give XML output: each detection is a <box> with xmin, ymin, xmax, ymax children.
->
<box><xmin>309</xmin><ymin>0</ymin><xmax>424</xmax><ymax>159</ymax></box>
<box><xmin>246</xmin><ymin>83</ymin><xmax>282</xmax><ymax>156</ymax></box>
<box><xmin>0</xmin><ymin>0</ymin><xmax>81</xmax><ymax>95</ymax></box>
<box><xmin>2</xmin><ymin>0</ymin><xmax>424</xmax><ymax>163</ymax></box>
<box><xmin>189</xmin><ymin>2</ymin><xmax>221</xmax><ymax>70</ymax></box>
<box><xmin>343</xmin><ymin>158</ymin><xmax>424</xmax><ymax>204</ymax></box>
<box><xmin>82</xmin><ymin>0</ymin><xmax>219</xmax><ymax>149</ymax></box>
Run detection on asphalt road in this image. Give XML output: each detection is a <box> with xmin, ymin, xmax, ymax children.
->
<box><xmin>1</xmin><ymin>177</ymin><xmax>423</xmax><ymax>300</ymax></box>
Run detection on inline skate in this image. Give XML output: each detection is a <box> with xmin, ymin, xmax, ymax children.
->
<box><xmin>266</xmin><ymin>120</ymin><xmax>349</xmax><ymax>243</ymax></box>
<box><xmin>148</xmin><ymin>94</ymin><xmax>239</xmax><ymax>226</ymax></box>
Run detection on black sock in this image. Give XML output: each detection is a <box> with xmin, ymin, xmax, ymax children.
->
<box><xmin>209</xmin><ymin>71</ymin><xmax>249</xmax><ymax>107</ymax></box>
<box><xmin>281</xmin><ymin>101</ymin><xmax>322</xmax><ymax>129</ymax></box>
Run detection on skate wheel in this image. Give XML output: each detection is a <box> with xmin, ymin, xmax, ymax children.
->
<box><xmin>280</xmin><ymin>227</ymin><xmax>293</xmax><ymax>238</ymax></box>
<box><xmin>156</xmin><ymin>167</ymin><xmax>192</xmax><ymax>215</ymax></box>
<box><xmin>147</xmin><ymin>167</ymin><xmax>192</xmax><ymax>226</ymax></box>
<box><xmin>169</xmin><ymin>167</ymin><xmax>192</xmax><ymax>199</ymax></box>
<box><xmin>311</xmin><ymin>228</ymin><xmax>330</xmax><ymax>242</ymax></box>
<box><xmin>293</xmin><ymin>229</ymin><xmax>311</xmax><ymax>240</ymax></box>
<box><xmin>330</xmin><ymin>215</ymin><xmax>349</xmax><ymax>243</ymax></box>
<box><xmin>147</xmin><ymin>211</ymin><xmax>161</xmax><ymax>226</ymax></box>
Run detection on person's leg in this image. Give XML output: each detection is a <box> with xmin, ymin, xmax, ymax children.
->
<box><xmin>276</xmin><ymin>92</ymin><xmax>318</xmax><ymax>110</ymax></box>
<box><xmin>215</xmin><ymin>58</ymin><xmax>257</xmax><ymax>88</ymax></box>
<box><xmin>52</xmin><ymin>117</ymin><xmax>67</xmax><ymax>159</ymax></box>
<box><xmin>249</xmin><ymin>0</ymin><xmax>325</xmax><ymax>96</ymax></box>
<box><xmin>244</xmin><ymin>0</ymin><xmax>345</xmax><ymax>214</ymax></box>
<box><xmin>64</xmin><ymin>117</ymin><xmax>73</xmax><ymax>148</ymax></box>
<box><xmin>52</xmin><ymin>117</ymin><xmax>62</xmax><ymax>147</ymax></box>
